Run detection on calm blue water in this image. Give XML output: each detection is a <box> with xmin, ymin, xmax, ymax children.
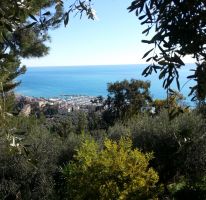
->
<box><xmin>16</xmin><ymin>64</ymin><xmax>195</xmax><ymax>102</ymax></box>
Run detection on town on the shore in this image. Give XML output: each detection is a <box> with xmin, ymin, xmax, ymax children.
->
<box><xmin>16</xmin><ymin>94</ymin><xmax>105</xmax><ymax>117</ymax></box>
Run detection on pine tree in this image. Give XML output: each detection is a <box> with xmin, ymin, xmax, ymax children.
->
<box><xmin>0</xmin><ymin>0</ymin><xmax>95</xmax><ymax>113</ymax></box>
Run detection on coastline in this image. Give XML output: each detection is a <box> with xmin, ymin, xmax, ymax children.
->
<box><xmin>15</xmin><ymin>93</ymin><xmax>103</xmax><ymax>116</ymax></box>
<box><xmin>15</xmin><ymin>64</ymin><xmax>196</xmax><ymax>105</ymax></box>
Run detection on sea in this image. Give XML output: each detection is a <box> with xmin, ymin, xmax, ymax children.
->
<box><xmin>15</xmin><ymin>64</ymin><xmax>196</xmax><ymax>104</ymax></box>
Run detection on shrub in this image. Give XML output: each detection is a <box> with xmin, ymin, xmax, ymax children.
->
<box><xmin>0</xmin><ymin>115</ymin><xmax>82</xmax><ymax>199</ymax></box>
<box><xmin>108</xmin><ymin>122</ymin><xmax>131</xmax><ymax>141</ymax></box>
<box><xmin>107</xmin><ymin>110</ymin><xmax>206</xmax><ymax>198</ymax></box>
<box><xmin>63</xmin><ymin>137</ymin><xmax>159</xmax><ymax>200</ymax></box>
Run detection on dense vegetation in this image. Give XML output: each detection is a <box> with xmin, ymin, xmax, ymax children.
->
<box><xmin>1</xmin><ymin>0</ymin><xmax>206</xmax><ymax>199</ymax></box>
<box><xmin>63</xmin><ymin>137</ymin><xmax>159</xmax><ymax>199</ymax></box>
<box><xmin>1</xmin><ymin>82</ymin><xmax>206</xmax><ymax>199</ymax></box>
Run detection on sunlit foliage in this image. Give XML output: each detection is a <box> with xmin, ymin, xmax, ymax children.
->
<box><xmin>63</xmin><ymin>137</ymin><xmax>159</xmax><ymax>200</ymax></box>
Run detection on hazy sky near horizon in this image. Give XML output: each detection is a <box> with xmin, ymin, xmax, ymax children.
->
<box><xmin>22</xmin><ymin>0</ymin><xmax>194</xmax><ymax>67</ymax></box>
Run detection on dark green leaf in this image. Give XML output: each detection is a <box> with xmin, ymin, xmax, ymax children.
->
<box><xmin>139</xmin><ymin>15</ymin><xmax>146</xmax><ymax>20</ymax></box>
<box><xmin>64</xmin><ymin>12</ymin><xmax>69</xmax><ymax>27</ymax></box>
<box><xmin>176</xmin><ymin>78</ymin><xmax>180</xmax><ymax>91</ymax></box>
<box><xmin>158</xmin><ymin>60</ymin><xmax>168</xmax><ymax>65</ymax></box>
<box><xmin>169</xmin><ymin>88</ymin><xmax>175</xmax><ymax>93</ymax></box>
<box><xmin>139</xmin><ymin>0</ymin><xmax>145</xmax><ymax>13</ymax></box>
<box><xmin>158</xmin><ymin>45</ymin><xmax>165</xmax><ymax>54</ymax></box>
<box><xmin>43</xmin><ymin>11</ymin><xmax>51</xmax><ymax>16</ymax></box>
<box><xmin>142</xmin><ymin>48</ymin><xmax>154</xmax><ymax>59</ymax></box>
<box><xmin>191</xmin><ymin>96</ymin><xmax>197</xmax><ymax>101</ymax></box>
<box><xmin>146</xmin><ymin>57</ymin><xmax>152</xmax><ymax>62</ymax></box>
<box><xmin>142</xmin><ymin>26</ymin><xmax>152</xmax><ymax>34</ymax></box>
<box><xmin>146</xmin><ymin>4</ymin><xmax>152</xmax><ymax>21</ymax></box>
<box><xmin>142</xmin><ymin>65</ymin><xmax>150</xmax><ymax>76</ymax></box>
<box><xmin>141</xmin><ymin>40</ymin><xmax>152</xmax><ymax>44</ymax></box>
<box><xmin>150</xmin><ymin>0</ymin><xmax>155</xmax><ymax>9</ymax></box>
<box><xmin>159</xmin><ymin>69</ymin><xmax>167</xmax><ymax>79</ymax></box>
<box><xmin>174</xmin><ymin>54</ymin><xmax>185</xmax><ymax>65</ymax></box>
<box><xmin>187</xmin><ymin>74</ymin><xmax>196</xmax><ymax>79</ymax></box>
<box><xmin>165</xmin><ymin>77</ymin><xmax>174</xmax><ymax>88</ymax></box>
<box><xmin>128</xmin><ymin>5</ymin><xmax>137</xmax><ymax>13</ymax></box>
<box><xmin>29</xmin><ymin>14</ymin><xmax>38</xmax><ymax>21</ymax></box>
<box><xmin>189</xmin><ymin>86</ymin><xmax>197</xmax><ymax>96</ymax></box>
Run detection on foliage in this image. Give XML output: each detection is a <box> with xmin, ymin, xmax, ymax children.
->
<box><xmin>108</xmin><ymin>122</ymin><xmax>131</xmax><ymax>141</ymax></box>
<box><xmin>108</xmin><ymin>110</ymin><xmax>206</xmax><ymax>198</ymax></box>
<box><xmin>2</xmin><ymin>1</ymin><xmax>206</xmax><ymax>199</ymax></box>
<box><xmin>0</xmin><ymin>117</ymin><xmax>58</xmax><ymax>199</ymax></box>
<box><xmin>0</xmin><ymin>0</ymin><xmax>57</xmax><ymax>106</ymax></box>
<box><xmin>0</xmin><ymin>0</ymin><xmax>95</xmax><ymax>54</ymax></box>
<box><xmin>0</xmin><ymin>0</ymin><xmax>96</xmax><ymax>115</ymax></box>
<box><xmin>91</xmin><ymin>95</ymin><xmax>104</xmax><ymax>106</ymax></box>
<box><xmin>172</xmin><ymin>178</ymin><xmax>206</xmax><ymax>200</ymax></box>
<box><xmin>75</xmin><ymin>111</ymin><xmax>88</xmax><ymax>133</ymax></box>
<box><xmin>153</xmin><ymin>90</ymin><xmax>189</xmax><ymax>119</ymax></box>
<box><xmin>192</xmin><ymin>61</ymin><xmax>206</xmax><ymax>102</ymax></box>
<box><xmin>128</xmin><ymin>0</ymin><xmax>206</xmax><ymax>102</ymax></box>
<box><xmin>0</xmin><ymin>115</ymin><xmax>85</xmax><ymax>199</ymax></box>
<box><xmin>88</xmin><ymin>110</ymin><xmax>106</xmax><ymax>130</ymax></box>
<box><xmin>0</xmin><ymin>0</ymin><xmax>95</xmax><ymax>59</ymax></box>
<box><xmin>45</xmin><ymin>115</ymin><xmax>74</xmax><ymax>137</ymax></box>
<box><xmin>103</xmin><ymin>79</ymin><xmax>152</xmax><ymax>125</ymax></box>
<box><xmin>0</xmin><ymin>53</ymin><xmax>26</xmax><ymax>115</ymax></box>
<box><xmin>63</xmin><ymin>137</ymin><xmax>159</xmax><ymax>200</ymax></box>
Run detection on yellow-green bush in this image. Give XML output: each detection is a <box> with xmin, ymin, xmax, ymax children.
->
<box><xmin>63</xmin><ymin>137</ymin><xmax>159</xmax><ymax>200</ymax></box>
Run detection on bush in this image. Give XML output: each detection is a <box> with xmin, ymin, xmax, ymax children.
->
<box><xmin>0</xmin><ymin>127</ymin><xmax>61</xmax><ymax>199</ymax></box>
<box><xmin>0</xmin><ymin>115</ymin><xmax>83</xmax><ymax>199</ymax></box>
<box><xmin>108</xmin><ymin>122</ymin><xmax>131</xmax><ymax>141</ymax></box>
<box><xmin>107</xmin><ymin>110</ymin><xmax>206</xmax><ymax>198</ymax></box>
<box><xmin>63</xmin><ymin>137</ymin><xmax>159</xmax><ymax>200</ymax></box>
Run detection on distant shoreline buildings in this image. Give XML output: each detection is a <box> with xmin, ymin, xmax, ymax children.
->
<box><xmin>15</xmin><ymin>94</ymin><xmax>104</xmax><ymax>117</ymax></box>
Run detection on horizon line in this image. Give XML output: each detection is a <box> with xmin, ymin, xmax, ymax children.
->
<box><xmin>25</xmin><ymin>63</ymin><xmax>195</xmax><ymax>68</ymax></box>
<box><xmin>26</xmin><ymin>63</ymin><xmax>144</xmax><ymax>68</ymax></box>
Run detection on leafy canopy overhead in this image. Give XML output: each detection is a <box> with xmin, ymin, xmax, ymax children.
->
<box><xmin>128</xmin><ymin>0</ymin><xmax>206</xmax><ymax>101</ymax></box>
<box><xmin>0</xmin><ymin>0</ymin><xmax>95</xmax><ymax>59</ymax></box>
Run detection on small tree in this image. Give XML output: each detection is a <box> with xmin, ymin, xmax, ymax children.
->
<box><xmin>104</xmin><ymin>79</ymin><xmax>152</xmax><ymax>124</ymax></box>
<box><xmin>63</xmin><ymin>137</ymin><xmax>159</xmax><ymax>200</ymax></box>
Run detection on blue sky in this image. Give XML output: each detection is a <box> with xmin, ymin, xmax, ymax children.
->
<box><xmin>22</xmin><ymin>0</ymin><xmax>148</xmax><ymax>67</ymax></box>
<box><xmin>22</xmin><ymin>0</ymin><xmax>193</xmax><ymax>67</ymax></box>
